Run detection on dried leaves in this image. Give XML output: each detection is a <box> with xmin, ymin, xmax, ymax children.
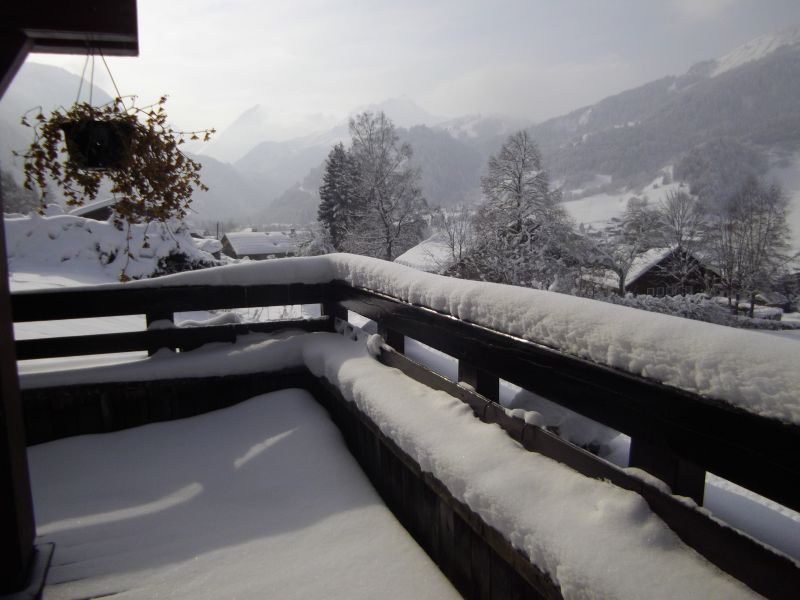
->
<box><xmin>14</xmin><ymin>96</ymin><xmax>215</xmax><ymax>225</ymax></box>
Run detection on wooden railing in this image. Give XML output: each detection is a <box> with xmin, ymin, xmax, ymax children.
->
<box><xmin>11</xmin><ymin>277</ymin><xmax>800</xmax><ymax>599</ymax></box>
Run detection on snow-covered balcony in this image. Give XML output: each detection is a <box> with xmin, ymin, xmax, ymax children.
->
<box><xmin>10</xmin><ymin>254</ymin><xmax>800</xmax><ymax>599</ymax></box>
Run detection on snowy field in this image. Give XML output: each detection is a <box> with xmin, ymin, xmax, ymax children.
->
<box><xmin>564</xmin><ymin>160</ymin><xmax>800</xmax><ymax>253</ymax></box>
<box><xmin>29</xmin><ymin>389</ymin><xmax>459</xmax><ymax>600</ymax></box>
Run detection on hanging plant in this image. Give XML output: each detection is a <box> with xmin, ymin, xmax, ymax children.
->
<box><xmin>15</xmin><ymin>94</ymin><xmax>215</xmax><ymax>224</ymax></box>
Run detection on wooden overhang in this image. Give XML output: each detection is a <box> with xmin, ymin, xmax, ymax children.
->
<box><xmin>0</xmin><ymin>2</ymin><xmax>138</xmax><ymax>595</ymax></box>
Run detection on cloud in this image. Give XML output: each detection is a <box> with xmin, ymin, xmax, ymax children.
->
<box><xmin>670</xmin><ymin>0</ymin><xmax>743</xmax><ymax>21</ymax></box>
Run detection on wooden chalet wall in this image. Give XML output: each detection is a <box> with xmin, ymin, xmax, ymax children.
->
<box><xmin>626</xmin><ymin>251</ymin><xmax>717</xmax><ymax>296</ymax></box>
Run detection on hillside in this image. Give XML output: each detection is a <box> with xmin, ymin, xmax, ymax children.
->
<box><xmin>533</xmin><ymin>26</ymin><xmax>800</xmax><ymax>192</ymax></box>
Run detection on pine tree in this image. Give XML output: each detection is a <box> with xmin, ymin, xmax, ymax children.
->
<box><xmin>317</xmin><ymin>143</ymin><xmax>360</xmax><ymax>251</ymax></box>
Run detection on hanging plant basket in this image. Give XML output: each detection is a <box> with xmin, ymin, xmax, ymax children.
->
<box><xmin>15</xmin><ymin>95</ymin><xmax>215</xmax><ymax>224</ymax></box>
<box><xmin>59</xmin><ymin>119</ymin><xmax>135</xmax><ymax>170</ymax></box>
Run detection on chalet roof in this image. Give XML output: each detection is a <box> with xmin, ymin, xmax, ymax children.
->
<box><xmin>394</xmin><ymin>234</ymin><xmax>453</xmax><ymax>273</ymax></box>
<box><xmin>222</xmin><ymin>231</ymin><xmax>296</xmax><ymax>256</ymax></box>
<box><xmin>67</xmin><ymin>196</ymin><xmax>118</xmax><ymax>218</ymax></box>
<box><xmin>626</xmin><ymin>247</ymin><xmax>675</xmax><ymax>286</ymax></box>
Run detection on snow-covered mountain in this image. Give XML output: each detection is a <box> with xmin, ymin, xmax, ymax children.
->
<box><xmin>202</xmin><ymin>105</ymin><xmax>339</xmax><ymax>163</ymax></box>
<box><xmin>352</xmin><ymin>95</ymin><xmax>447</xmax><ymax>129</ymax></box>
<box><xmin>710</xmin><ymin>25</ymin><xmax>800</xmax><ymax>77</ymax></box>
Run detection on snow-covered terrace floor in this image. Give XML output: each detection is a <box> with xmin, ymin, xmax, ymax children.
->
<box><xmin>30</xmin><ymin>388</ymin><xmax>458</xmax><ymax>600</ymax></box>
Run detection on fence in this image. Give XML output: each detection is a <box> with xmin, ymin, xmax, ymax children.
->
<box><xmin>11</xmin><ymin>275</ymin><xmax>800</xmax><ymax>599</ymax></box>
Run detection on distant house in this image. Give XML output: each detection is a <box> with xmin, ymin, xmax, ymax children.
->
<box><xmin>68</xmin><ymin>197</ymin><xmax>118</xmax><ymax>221</ymax></box>
<box><xmin>394</xmin><ymin>234</ymin><xmax>453</xmax><ymax>273</ymax></box>
<box><xmin>595</xmin><ymin>247</ymin><xmax>718</xmax><ymax>296</ymax></box>
<box><xmin>221</xmin><ymin>231</ymin><xmax>297</xmax><ymax>260</ymax></box>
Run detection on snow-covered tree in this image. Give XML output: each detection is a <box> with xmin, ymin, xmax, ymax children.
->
<box><xmin>710</xmin><ymin>177</ymin><xmax>794</xmax><ymax>314</ymax></box>
<box><xmin>432</xmin><ymin>206</ymin><xmax>476</xmax><ymax>276</ymax></box>
<box><xmin>345</xmin><ymin>111</ymin><xmax>427</xmax><ymax>260</ymax></box>
<box><xmin>595</xmin><ymin>199</ymin><xmax>661</xmax><ymax>295</ymax></box>
<box><xmin>317</xmin><ymin>143</ymin><xmax>360</xmax><ymax>251</ymax></box>
<box><xmin>653</xmin><ymin>191</ymin><xmax>709</xmax><ymax>289</ymax></box>
<box><xmin>466</xmin><ymin>130</ymin><xmax>575</xmax><ymax>289</ymax></box>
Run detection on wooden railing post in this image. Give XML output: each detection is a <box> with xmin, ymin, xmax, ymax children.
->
<box><xmin>629</xmin><ymin>437</ymin><xmax>705</xmax><ymax>505</ymax></box>
<box><xmin>0</xmin><ymin>166</ymin><xmax>35</xmax><ymax>594</ymax></box>
<box><xmin>146</xmin><ymin>311</ymin><xmax>175</xmax><ymax>355</ymax></box>
<box><xmin>457</xmin><ymin>361</ymin><xmax>499</xmax><ymax>403</ymax></box>
<box><xmin>377</xmin><ymin>322</ymin><xmax>405</xmax><ymax>353</ymax></box>
<box><xmin>321</xmin><ymin>300</ymin><xmax>347</xmax><ymax>332</ymax></box>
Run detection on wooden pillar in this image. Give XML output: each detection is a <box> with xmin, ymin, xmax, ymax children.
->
<box><xmin>0</xmin><ymin>29</ymin><xmax>36</xmax><ymax>595</ymax></box>
<box><xmin>320</xmin><ymin>299</ymin><xmax>347</xmax><ymax>332</ymax></box>
<box><xmin>457</xmin><ymin>361</ymin><xmax>499</xmax><ymax>403</ymax></box>
<box><xmin>629</xmin><ymin>437</ymin><xmax>705</xmax><ymax>505</ymax></box>
<box><xmin>145</xmin><ymin>311</ymin><xmax>175</xmax><ymax>355</ymax></box>
<box><xmin>377</xmin><ymin>322</ymin><xmax>404</xmax><ymax>353</ymax></box>
<box><xmin>0</xmin><ymin>171</ymin><xmax>36</xmax><ymax>596</ymax></box>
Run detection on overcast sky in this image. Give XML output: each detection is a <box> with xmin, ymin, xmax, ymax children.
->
<box><xmin>26</xmin><ymin>0</ymin><xmax>800</xmax><ymax>137</ymax></box>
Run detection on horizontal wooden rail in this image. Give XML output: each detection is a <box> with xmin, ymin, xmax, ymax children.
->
<box><xmin>16</xmin><ymin>318</ymin><xmax>330</xmax><ymax>360</ymax></box>
<box><xmin>11</xmin><ymin>283</ymin><xmax>326</xmax><ymax>322</ymax></box>
<box><xmin>376</xmin><ymin>345</ymin><xmax>799</xmax><ymax>600</ymax></box>
<box><xmin>329</xmin><ymin>282</ymin><xmax>800</xmax><ymax>514</ymax></box>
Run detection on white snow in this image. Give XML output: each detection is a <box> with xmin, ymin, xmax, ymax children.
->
<box><xmin>563</xmin><ymin>177</ymin><xmax>685</xmax><ymax>229</ymax></box>
<box><xmin>710</xmin><ymin>25</ymin><xmax>800</xmax><ymax>78</ymax></box>
<box><xmin>66</xmin><ymin>253</ymin><xmax>798</xmax><ymax>425</ymax></box>
<box><xmin>222</xmin><ymin>230</ymin><xmax>296</xmax><ymax>256</ymax></box>
<box><xmin>4</xmin><ymin>213</ymin><xmax>215</xmax><ymax>283</ymax></box>
<box><xmin>23</xmin><ymin>332</ymin><xmax>761</xmax><ymax>599</ymax></box>
<box><xmin>29</xmin><ymin>388</ymin><xmax>459</xmax><ymax>600</ymax></box>
<box><xmin>393</xmin><ymin>233</ymin><xmax>453</xmax><ymax>273</ymax></box>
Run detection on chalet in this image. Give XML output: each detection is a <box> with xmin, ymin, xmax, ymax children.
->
<box><xmin>625</xmin><ymin>247</ymin><xmax>718</xmax><ymax>296</ymax></box>
<box><xmin>220</xmin><ymin>231</ymin><xmax>297</xmax><ymax>260</ymax></box>
<box><xmin>592</xmin><ymin>247</ymin><xmax>719</xmax><ymax>296</ymax></box>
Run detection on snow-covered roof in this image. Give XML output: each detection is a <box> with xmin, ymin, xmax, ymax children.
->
<box><xmin>222</xmin><ymin>231</ymin><xmax>296</xmax><ymax>256</ymax></box>
<box><xmin>626</xmin><ymin>247</ymin><xmax>675</xmax><ymax>286</ymax></box>
<box><xmin>195</xmin><ymin>237</ymin><xmax>223</xmax><ymax>254</ymax></box>
<box><xmin>394</xmin><ymin>234</ymin><xmax>453</xmax><ymax>273</ymax></box>
<box><xmin>67</xmin><ymin>196</ymin><xmax>117</xmax><ymax>218</ymax></box>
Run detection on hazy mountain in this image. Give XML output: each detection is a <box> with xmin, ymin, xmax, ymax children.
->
<box><xmin>202</xmin><ymin>105</ymin><xmax>339</xmax><ymax>163</ymax></box>
<box><xmin>354</xmin><ymin>95</ymin><xmax>447</xmax><ymax>128</ymax></box>
<box><xmin>531</xmin><ymin>25</ymin><xmax>800</xmax><ymax>193</ymax></box>
<box><xmin>184</xmin><ymin>153</ymin><xmax>267</xmax><ymax>222</ymax></box>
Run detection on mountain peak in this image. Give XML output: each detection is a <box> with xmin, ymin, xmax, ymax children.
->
<box><xmin>353</xmin><ymin>96</ymin><xmax>447</xmax><ymax>128</ymax></box>
<box><xmin>710</xmin><ymin>25</ymin><xmax>800</xmax><ymax>77</ymax></box>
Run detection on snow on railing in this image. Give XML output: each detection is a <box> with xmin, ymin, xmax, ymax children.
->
<box><xmin>112</xmin><ymin>253</ymin><xmax>799</xmax><ymax>425</ymax></box>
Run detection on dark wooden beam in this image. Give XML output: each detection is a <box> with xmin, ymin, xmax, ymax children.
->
<box><xmin>12</xmin><ymin>283</ymin><xmax>326</xmax><ymax>322</ymax></box>
<box><xmin>6</xmin><ymin>1</ymin><xmax>138</xmax><ymax>56</ymax></box>
<box><xmin>0</xmin><ymin>186</ymin><xmax>35</xmax><ymax>595</ymax></box>
<box><xmin>0</xmin><ymin>28</ymin><xmax>31</xmax><ymax>100</ymax></box>
<box><xmin>16</xmin><ymin>317</ymin><xmax>331</xmax><ymax>360</ymax></box>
